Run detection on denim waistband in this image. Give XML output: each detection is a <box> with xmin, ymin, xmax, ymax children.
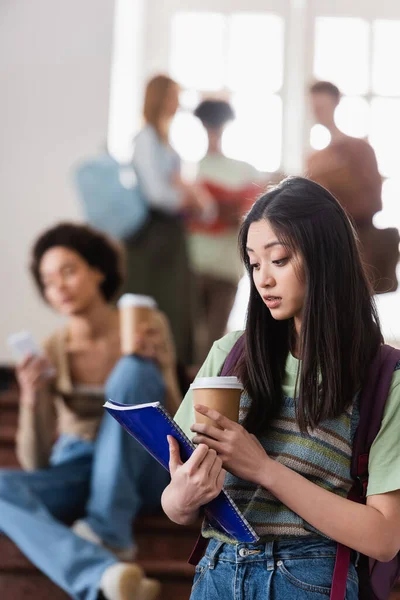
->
<box><xmin>204</xmin><ymin>537</ymin><xmax>354</xmax><ymax>566</ymax></box>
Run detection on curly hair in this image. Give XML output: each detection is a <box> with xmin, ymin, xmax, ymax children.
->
<box><xmin>30</xmin><ymin>222</ymin><xmax>125</xmax><ymax>302</ymax></box>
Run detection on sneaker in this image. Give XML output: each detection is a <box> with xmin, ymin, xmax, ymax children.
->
<box><xmin>100</xmin><ymin>563</ymin><xmax>144</xmax><ymax>600</ymax></box>
<box><xmin>136</xmin><ymin>578</ymin><xmax>161</xmax><ymax>600</ymax></box>
<box><xmin>72</xmin><ymin>519</ymin><xmax>137</xmax><ymax>561</ymax></box>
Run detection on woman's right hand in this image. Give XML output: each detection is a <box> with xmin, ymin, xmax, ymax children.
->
<box><xmin>162</xmin><ymin>436</ymin><xmax>226</xmax><ymax>525</ymax></box>
<box><xmin>16</xmin><ymin>355</ymin><xmax>55</xmax><ymax>407</ymax></box>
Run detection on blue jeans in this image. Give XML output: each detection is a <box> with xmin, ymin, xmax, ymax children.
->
<box><xmin>190</xmin><ymin>538</ymin><xmax>359</xmax><ymax>600</ymax></box>
<box><xmin>0</xmin><ymin>356</ymin><xmax>169</xmax><ymax>600</ymax></box>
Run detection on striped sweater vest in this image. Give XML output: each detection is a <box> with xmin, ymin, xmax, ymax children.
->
<box><xmin>202</xmin><ymin>358</ymin><xmax>400</xmax><ymax>543</ymax></box>
<box><xmin>202</xmin><ymin>390</ymin><xmax>359</xmax><ymax>542</ymax></box>
<box><xmin>202</xmin><ymin>346</ymin><xmax>400</xmax><ymax>543</ymax></box>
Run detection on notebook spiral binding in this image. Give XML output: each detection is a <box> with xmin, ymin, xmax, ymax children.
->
<box><xmin>155</xmin><ymin>403</ymin><xmax>259</xmax><ymax>542</ymax></box>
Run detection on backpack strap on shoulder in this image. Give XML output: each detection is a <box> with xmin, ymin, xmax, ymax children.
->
<box><xmin>220</xmin><ymin>335</ymin><xmax>245</xmax><ymax>377</ymax></box>
<box><xmin>330</xmin><ymin>344</ymin><xmax>400</xmax><ymax>600</ymax></box>
<box><xmin>352</xmin><ymin>344</ymin><xmax>400</xmax><ymax>494</ymax></box>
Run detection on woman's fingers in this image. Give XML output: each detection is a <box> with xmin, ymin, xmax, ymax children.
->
<box><xmin>191</xmin><ymin>434</ymin><xmax>220</xmax><ymax>452</ymax></box>
<box><xmin>168</xmin><ymin>435</ymin><xmax>183</xmax><ymax>475</ymax></box>
<box><xmin>18</xmin><ymin>354</ymin><xmax>35</xmax><ymax>371</ymax></box>
<box><xmin>207</xmin><ymin>453</ymin><xmax>223</xmax><ymax>480</ymax></box>
<box><xmin>17</xmin><ymin>354</ymin><xmax>56</xmax><ymax>393</ymax></box>
<box><xmin>190</xmin><ymin>421</ymin><xmax>225</xmax><ymax>440</ymax></box>
<box><xmin>199</xmin><ymin>448</ymin><xmax>219</xmax><ymax>476</ymax></box>
<box><xmin>215</xmin><ymin>467</ymin><xmax>227</xmax><ymax>490</ymax></box>
<box><xmin>194</xmin><ymin>405</ymin><xmax>235</xmax><ymax>430</ymax></box>
<box><xmin>186</xmin><ymin>443</ymin><xmax>210</xmax><ymax>473</ymax></box>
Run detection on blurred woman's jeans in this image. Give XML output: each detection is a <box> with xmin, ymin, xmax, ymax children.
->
<box><xmin>0</xmin><ymin>356</ymin><xmax>169</xmax><ymax>600</ymax></box>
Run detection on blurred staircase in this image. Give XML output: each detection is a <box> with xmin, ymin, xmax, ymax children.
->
<box><xmin>0</xmin><ymin>370</ymin><xmax>197</xmax><ymax>599</ymax></box>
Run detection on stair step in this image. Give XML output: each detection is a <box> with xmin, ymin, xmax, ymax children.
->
<box><xmin>0</xmin><ymin>411</ymin><xmax>18</xmax><ymax>427</ymax></box>
<box><xmin>136</xmin><ymin>515</ymin><xmax>200</xmax><ymax>562</ymax></box>
<box><xmin>136</xmin><ymin>513</ymin><xmax>200</xmax><ymax>533</ymax></box>
<box><xmin>0</xmin><ymin>425</ymin><xmax>16</xmax><ymax>445</ymax></box>
<box><xmin>0</xmin><ymin>390</ymin><xmax>19</xmax><ymax>407</ymax></box>
<box><xmin>0</xmin><ymin>533</ymin><xmax>195</xmax><ymax>600</ymax></box>
<box><xmin>0</xmin><ymin>573</ymin><xmax>69</xmax><ymax>599</ymax></box>
<box><xmin>0</xmin><ymin>533</ymin><xmax>195</xmax><ymax>575</ymax></box>
<box><xmin>138</xmin><ymin>559</ymin><xmax>194</xmax><ymax>578</ymax></box>
<box><xmin>0</xmin><ymin>389</ymin><xmax>19</xmax><ymax>430</ymax></box>
<box><xmin>0</xmin><ymin>511</ymin><xmax>201</xmax><ymax>567</ymax></box>
<box><xmin>0</xmin><ymin>571</ymin><xmax>192</xmax><ymax>600</ymax></box>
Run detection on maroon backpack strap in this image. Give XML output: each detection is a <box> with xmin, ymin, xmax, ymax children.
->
<box><xmin>220</xmin><ymin>334</ymin><xmax>245</xmax><ymax>376</ymax></box>
<box><xmin>188</xmin><ymin>335</ymin><xmax>245</xmax><ymax>566</ymax></box>
<box><xmin>330</xmin><ymin>545</ymin><xmax>352</xmax><ymax>600</ymax></box>
<box><xmin>188</xmin><ymin>533</ymin><xmax>209</xmax><ymax>566</ymax></box>
<box><xmin>330</xmin><ymin>345</ymin><xmax>400</xmax><ymax>600</ymax></box>
<box><xmin>352</xmin><ymin>345</ymin><xmax>400</xmax><ymax>489</ymax></box>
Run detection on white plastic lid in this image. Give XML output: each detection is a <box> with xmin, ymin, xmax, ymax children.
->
<box><xmin>117</xmin><ymin>294</ymin><xmax>157</xmax><ymax>309</ymax></box>
<box><xmin>190</xmin><ymin>376</ymin><xmax>243</xmax><ymax>390</ymax></box>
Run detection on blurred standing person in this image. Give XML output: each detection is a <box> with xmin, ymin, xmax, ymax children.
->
<box><xmin>306</xmin><ymin>80</ymin><xmax>399</xmax><ymax>293</ymax></box>
<box><xmin>190</xmin><ymin>100</ymin><xmax>260</xmax><ymax>362</ymax></box>
<box><xmin>123</xmin><ymin>75</ymin><xmax>212</xmax><ymax>365</ymax></box>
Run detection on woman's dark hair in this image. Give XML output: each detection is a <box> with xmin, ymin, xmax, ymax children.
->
<box><xmin>194</xmin><ymin>100</ymin><xmax>235</xmax><ymax>128</ymax></box>
<box><xmin>235</xmin><ymin>177</ymin><xmax>382</xmax><ymax>434</ymax></box>
<box><xmin>30</xmin><ymin>222</ymin><xmax>125</xmax><ymax>302</ymax></box>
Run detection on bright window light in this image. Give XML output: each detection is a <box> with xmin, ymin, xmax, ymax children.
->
<box><xmin>310</xmin><ymin>124</ymin><xmax>331</xmax><ymax>150</ymax></box>
<box><xmin>170</xmin><ymin>13</ymin><xmax>225</xmax><ymax>90</ymax></box>
<box><xmin>170</xmin><ymin>110</ymin><xmax>208</xmax><ymax>163</ymax></box>
<box><xmin>314</xmin><ymin>17</ymin><xmax>369</xmax><ymax>95</ymax></box>
<box><xmin>223</xmin><ymin>93</ymin><xmax>282</xmax><ymax>172</ymax></box>
<box><xmin>179</xmin><ymin>89</ymin><xmax>201</xmax><ymax>111</ymax></box>
<box><xmin>370</xmin><ymin>97</ymin><xmax>400</xmax><ymax>178</ymax></box>
<box><xmin>373</xmin><ymin>178</ymin><xmax>400</xmax><ymax>231</ymax></box>
<box><xmin>169</xmin><ymin>10</ymin><xmax>284</xmax><ymax>173</ymax></box>
<box><xmin>372</xmin><ymin>20</ymin><xmax>400</xmax><ymax>96</ymax></box>
<box><xmin>335</xmin><ymin>97</ymin><xmax>369</xmax><ymax>138</ymax></box>
<box><xmin>227</xmin><ymin>13</ymin><xmax>284</xmax><ymax>93</ymax></box>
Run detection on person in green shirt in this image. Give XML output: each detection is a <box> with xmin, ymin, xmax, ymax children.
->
<box><xmin>162</xmin><ymin>177</ymin><xmax>400</xmax><ymax>600</ymax></box>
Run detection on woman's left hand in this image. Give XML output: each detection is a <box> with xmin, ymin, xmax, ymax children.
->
<box><xmin>190</xmin><ymin>404</ymin><xmax>271</xmax><ymax>485</ymax></box>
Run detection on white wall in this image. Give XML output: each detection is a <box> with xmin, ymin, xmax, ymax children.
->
<box><xmin>0</xmin><ymin>0</ymin><xmax>116</xmax><ymax>361</ymax></box>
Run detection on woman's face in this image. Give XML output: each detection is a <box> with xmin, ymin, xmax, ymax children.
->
<box><xmin>246</xmin><ymin>219</ymin><xmax>306</xmax><ymax>332</ymax></box>
<box><xmin>39</xmin><ymin>246</ymin><xmax>105</xmax><ymax>316</ymax></box>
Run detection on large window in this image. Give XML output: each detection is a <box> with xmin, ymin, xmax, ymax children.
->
<box><xmin>168</xmin><ymin>11</ymin><xmax>285</xmax><ymax>173</ymax></box>
<box><xmin>311</xmin><ymin>15</ymin><xmax>400</xmax><ymax>230</ymax></box>
<box><xmin>109</xmin><ymin>0</ymin><xmax>400</xmax><ymax>337</ymax></box>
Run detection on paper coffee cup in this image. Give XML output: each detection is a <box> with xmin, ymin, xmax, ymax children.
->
<box><xmin>190</xmin><ymin>376</ymin><xmax>243</xmax><ymax>427</ymax></box>
<box><xmin>118</xmin><ymin>294</ymin><xmax>157</xmax><ymax>355</ymax></box>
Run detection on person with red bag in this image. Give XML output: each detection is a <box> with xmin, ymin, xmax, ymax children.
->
<box><xmin>189</xmin><ymin>100</ymin><xmax>261</xmax><ymax>363</ymax></box>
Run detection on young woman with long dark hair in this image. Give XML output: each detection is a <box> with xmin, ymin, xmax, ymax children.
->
<box><xmin>161</xmin><ymin>177</ymin><xmax>400</xmax><ymax>599</ymax></box>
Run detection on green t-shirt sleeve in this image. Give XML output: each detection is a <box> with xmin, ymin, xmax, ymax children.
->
<box><xmin>367</xmin><ymin>367</ymin><xmax>400</xmax><ymax>496</ymax></box>
<box><xmin>174</xmin><ymin>331</ymin><xmax>243</xmax><ymax>439</ymax></box>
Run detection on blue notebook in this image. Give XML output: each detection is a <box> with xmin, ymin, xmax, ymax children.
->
<box><xmin>104</xmin><ymin>399</ymin><xmax>259</xmax><ymax>544</ymax></box>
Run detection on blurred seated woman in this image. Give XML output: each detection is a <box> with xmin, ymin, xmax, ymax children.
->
<box><xmin>0</xmin><ymin>223</ymin><xmax>181</xmax><ymax>600</ymax></box>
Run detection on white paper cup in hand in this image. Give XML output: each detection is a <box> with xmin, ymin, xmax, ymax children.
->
<box><xmin>190</xmin><ymin>376</ymin><xmax>243</xmax><ymax>428</ymax></box>
<box><xmin>117</xmin><ymin>294</ymin><xmax>157</xmax><ymax>355</ymax></box>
